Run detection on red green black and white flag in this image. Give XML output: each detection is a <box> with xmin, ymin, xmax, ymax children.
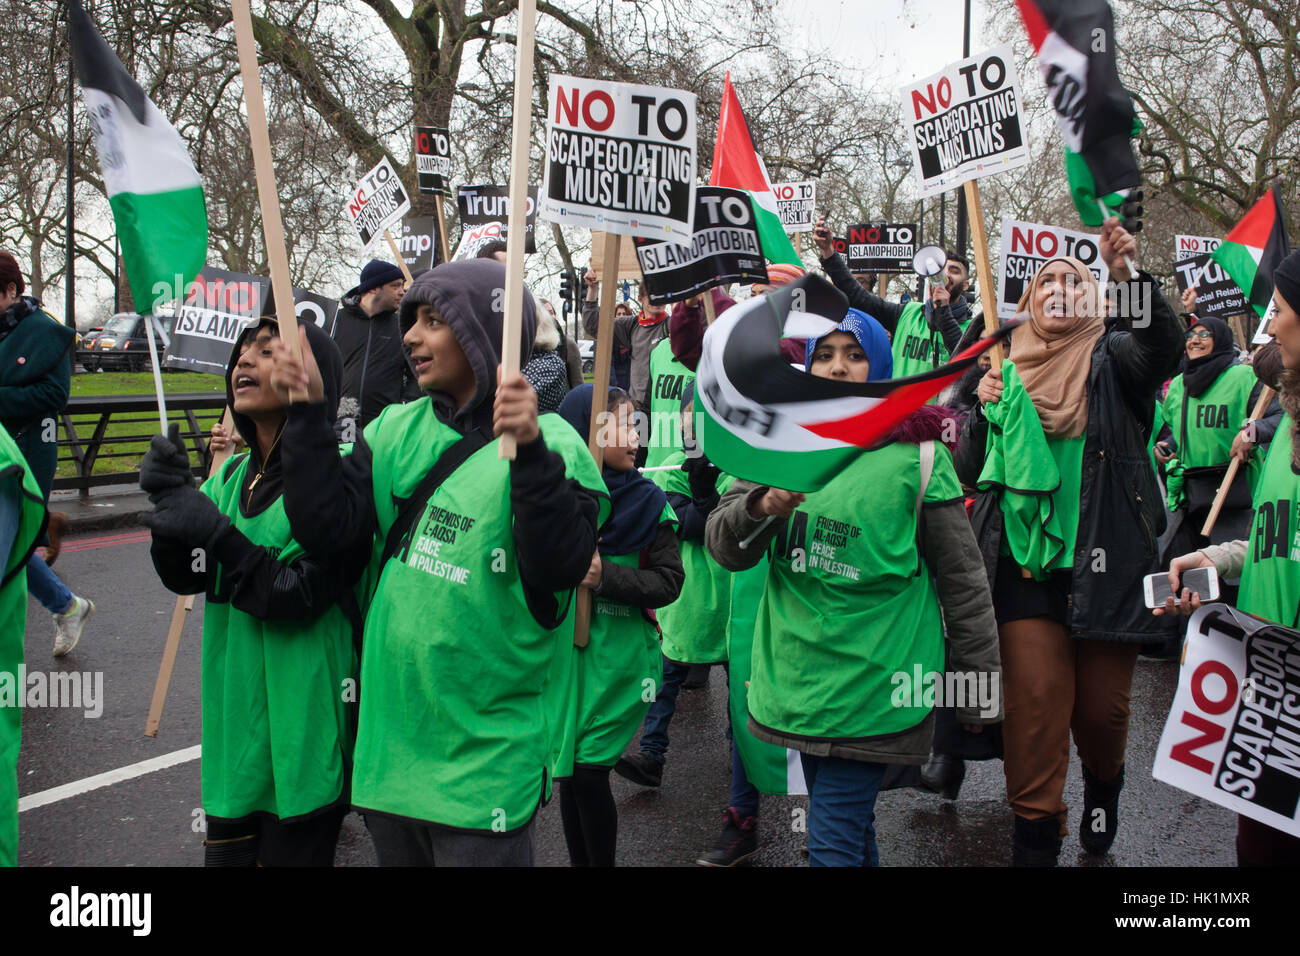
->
<box><xmin>1211</xmin><ymin>187</ymin><xmax>1292</xmax><ymax>319</ymax></box>
<box><xmin>1015</xmin><ymin>0</ymin><xmax>1141</xmax><ymax>226</ymax></box>
<box><xmin>696</xmin><ymin>274</ymin><xmax>1017</xmax><ymax>493</ymax></box>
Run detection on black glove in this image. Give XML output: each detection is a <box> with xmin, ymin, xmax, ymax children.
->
<box><xmin>140</xmin><ymin>485</ymin><xmax>229</xmax><ymax>547</ymax></box>
<box><xmin>139</xmin><ymin>424</ymin><xmax>194</xmax><ymax>499</ymax></box>
<box><xmin>683</xmin><ymin>453</ymin><xmax>721</xmax><ymax>501</ymax></box>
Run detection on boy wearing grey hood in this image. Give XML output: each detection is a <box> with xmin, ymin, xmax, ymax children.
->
<box><xmin>271</xmin><ymin>259</ymin><xmax>608</xmax><ymax>866</ymax></box>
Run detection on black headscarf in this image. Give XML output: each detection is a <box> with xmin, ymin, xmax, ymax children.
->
<box><xmin>558</xmin><ymin>384</ymin><xmax>667</xmax><ymax>556</ymax></box>
<box><xmin>1181</xmin><ymin>315</ymin><xmax>1236</xmax><ymax>398</ymax></box>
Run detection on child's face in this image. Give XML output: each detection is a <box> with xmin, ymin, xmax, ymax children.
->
<box><xmin>602</xmin><ymin>399</ymin><xmax>640</xmax><ymax>471</ymax></box>
<box><xmin>404</xmin><ymin>303</ymin><xmax>475</xmax><ymax>399</ymax></box>
<box><xmin>232</xmin><ymin>325</ymin><xmax>284</xmax><ymax>417</ymax></box>
<box><xmin>809</xmin><ymin>331</ymin><xmax>869</xmax><ymax>383</ymax></box>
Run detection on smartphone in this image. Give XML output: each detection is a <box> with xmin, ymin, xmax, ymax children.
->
<box><xmin>1143</xmin><ymin>566</ymin><xmax>1219</xmax><ymax>608</ymax></box>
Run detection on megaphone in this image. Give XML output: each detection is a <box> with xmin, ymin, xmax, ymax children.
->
<box><xmin>911</xmin><ymin>245</ymin><xmax>946</xmax><ymax>278</ymax></box>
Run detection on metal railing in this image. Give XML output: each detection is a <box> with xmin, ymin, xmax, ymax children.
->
<box><xmin>53</xmin><ymin>394</ymin><xmax>227</xmax><ymax>497</ymax></box>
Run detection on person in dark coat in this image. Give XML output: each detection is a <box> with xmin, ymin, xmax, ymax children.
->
<box><xmin>0</xmin><ymin>251</ymin><xmax>93</xmax><ymax>656</ymax></box>
<box><xmin>331</xmin><ymin>259</ymin><xmax>420</xmax><ymax>436</ymax></box>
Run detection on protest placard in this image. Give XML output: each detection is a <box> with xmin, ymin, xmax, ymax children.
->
<box><xmin>901</xmin><ymin>46</ymin><xmax>1029</xmax><ymax>200</ymax></box>
<box><xmin>414</xmin><ymin>125</ymin><xmax>452</xmax><ymax>194</ymax></box>
<box><xmin>997</xmin><ymin>217</ymin><xmax>1109</xmax><ymax>318</ymax></box>
<box><xmin>163</xmin><ymin>267</ymin><xmax>338</xmax><ymax>375</ymax></box>
<box><xmin>344</xmin><ymin>157</ymin><xmax>411</xmax><ymax>249</ymax></box>
<box><xmin>634</xmin><ymin>186</ymin><xmax>767</xmax><ymax>304</ymax></box>
<box><xmin>539</xmin><ymin>74</ymin><xmax>697</xmax><ymax>242</ymax></box>
<box><xmin>1154</xmin><ymin>604</ymin><xmax>1300</xmax><ymax>839</ymax></box>
<box><xmin>1172</xmin><ymin>252</ymin><xmax>1251</xmax><ymax>321</ymax></box>
<box><xmin>774</xmin><ymin>181</ymin><xmax>816</xmax><ymax>233</ymax></box>
<box><xmin>845</xmin><ymin>222</ymin><xmax>920</xmax><ymax>274</ymax></box>
<box><xmin>1175</xmin><ymin>234</ymin><xmax>1222</xmax><ymax>261</ymax></box>
<box><xmin>398</xmin><ymin>215</ymin><xmax>437</xmax><ymax>271</ymax></box>
<box><xmin>457</xmin><ymin>184</ymin><xmax>537</xmax><ymax>253</ymax></box>
<box><xmin>590</xmin><ymin>229</ymin><xmax>645</xmax><ymax>280</ymax></box>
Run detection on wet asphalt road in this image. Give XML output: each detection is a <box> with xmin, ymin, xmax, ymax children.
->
<box><xmin>15</xmin><ymin>528</ymin><xmax>1237</xmax><ymax>867</ymax></box>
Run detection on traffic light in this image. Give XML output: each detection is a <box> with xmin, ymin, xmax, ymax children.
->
<box><xmin>559</xmin><ymin>270</ymin><xmax>573</xmax><ymax>308</ymax></box>
<box><xmin>1120</xmin><ymin>190</ymin><xmax>1144</xmax><ymax>234</ymax></box>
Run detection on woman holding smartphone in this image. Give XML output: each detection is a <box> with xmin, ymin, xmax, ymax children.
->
<box><xmin>1158</xmin><ymin>250</ymin><xmax>1300</xmax><ymax>866</ymax></box>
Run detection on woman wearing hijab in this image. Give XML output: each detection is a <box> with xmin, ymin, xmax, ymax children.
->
<box><xmin>1157</xmin><ymin>248</ymin><xmax>1300</xmax><ymax>866</ymax></box>
<box><xmin>555</xmin><ymin>384</ymin><xmax>683</xmax><ymax>866</ymax></box>
<box><xmin>953</xmin><ymin>220</ymin><xmax>1184</xmax><ymax>865</ymax></box>
<box><xmin>707</xmin><ymin>310</ymin><xmax>1001</xmax><ymax>867</ymax></box>
<box><xmin>1155</xmin><ymin>315</ymin><xmax>1281</xmax><ymax>553</ymax></box>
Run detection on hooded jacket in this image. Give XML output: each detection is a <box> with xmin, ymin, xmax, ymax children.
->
<box><xmin>0</xmin><ymin>297</ymin><xmax>74</xmax><ymax>500</ymax></box>
<box><xmin>332</xmin><ymin>288</ymin><xmax>422</xmax><ymax>431</ymax></box>
<box><xmin>150</xmin><ymin>319</ymin><xmax>368</xmax><ymax>623</ymax></box>
<box><xmin>282</xmin><ymin>259</ymin><xmax>600</xmax><ymax>622</ymax></box>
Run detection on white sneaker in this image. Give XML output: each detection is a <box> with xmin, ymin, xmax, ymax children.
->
<box><xmin>53</xmin><ymin>596</ymin><xmax>94</xmax><ymax>657</ymax></box>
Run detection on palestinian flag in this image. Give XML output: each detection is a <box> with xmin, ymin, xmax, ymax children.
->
<box><xmin>1016</xmin><ymin>0</ymin><xmax>1141</xmax><ymax>226</ymax></box>
<box><xmin>69</xmin><ymin>0</ymin><xmax>207</xmax><ymax>312</ymax></box>
<box><xmin>1211</xmin><ymin>188</ymin><xmax>1292</xmax><ymax>318</ymax></box>
<box><xmin>708</xmin><ymin>74</ymin><xmax>802</xmax><ymax>268</ymax></box>
<box><xmin>696</xmin><ymin>274</ymin><xmax>1018</xmax><ymax>493</ymax></box>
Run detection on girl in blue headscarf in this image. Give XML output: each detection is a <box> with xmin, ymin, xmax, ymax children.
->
<box><xmin>804</xmin><ymin>308</ymin><xmax>894</xmax><ymax>380</ymax></box>
<box><xmin>554</xmin><ymin>384</ymin><xmax>684</xmax><ymax>866</ymax></box>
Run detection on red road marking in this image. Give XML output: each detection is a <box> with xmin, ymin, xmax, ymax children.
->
<box><xmin>60</xmin><ymin>529</ymin><xmax>152</xmax><ymax>553</ymax></box>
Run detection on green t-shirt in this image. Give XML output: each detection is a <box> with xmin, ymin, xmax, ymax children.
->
<box><xmin>556</xmin><ymin>504</ymin><xmax>675</xmax><ymax>772</ymax></box>
<box><xmin>645</xmin><ymin>338</ymin><xmax>695</xmax><ymax>470</ymax></box>
<box><xmin>0</xmin><ymin>427</ymin><xmax>44</xmax><ymax>867</ymax></box>
<box><xmin>198</xmin><ymin>454</ymin><xmax>358</xmax><ymax>822</ymax></box>
<box><xmin>747</xmin><ymin>440</ymin><xmax>962</xmax><ymax>740</ymax></box>
<box><xmin>651</xmin><ymin>451</ymin><xmax>730</xmax><ymax>664</ymax></box>
<box><xmin>1238</xmin><ymin>417</ymin><xmax>1300</xmax><ymax>629</ymax></box>
<box><xmin>1161</xmin><ymin>364</ymin><xmax>1262</xmax><ymax>493</ymax></box>
<box><xmin>355</xmin><ymin>400</ymin><xmax>610</xmax><ymax>831</ymax></box>
<box><xmin>891</xmin><ymin>301</ymin><xmax>974</xmax><ymax>389</ymax></box>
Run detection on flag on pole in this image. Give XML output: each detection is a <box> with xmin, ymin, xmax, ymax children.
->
<box><xmin>696</xmin><ymin>274</ymin><xmax>1018</xmax><ymax>493</ymax></box>
<box><xmin>1211</xmin><ymin>187</ymin><xmax>1292</xmax><ymax>318</ymax></box>
<box><xmin>69</xmin><ymin>0</ymin><xmax>207</xmax><ymax>312</ymax></box>
<box><xmin>1015</xmin><ymin>0</ymin><xmax>1141</xmax><ymax>226</ymax></box>
<box><xmin>709</xmin><ymin>74</ymin><xmax>802</xmax><ymax>268</ymax></box>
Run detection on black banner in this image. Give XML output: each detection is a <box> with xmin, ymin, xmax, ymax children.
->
<box><xmin>1173</xmin><ymin>253</ymin><xmax>1251</xmax><ymax>320</ymax></box>
<box><xmin>633</xmin><ymin>187</ymin><xmax>767</xmax><ymax>305</ymax></box>
<box><xmin>457</xmin><ymin>184</ymin><xmax>538</xmax><ymax>254</ymax></box>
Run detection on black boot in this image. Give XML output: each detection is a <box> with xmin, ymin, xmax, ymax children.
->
<box><xmin>1079</xmin><ymin>763</ymin><xmax>1124</xmax><ymax>855</ymax></box>
<box><xmin>1011</xmin><ymin>815</ymin><xmax>1061</xmax><ymax>867</ymax></box>
<box><xmin>918</xmin><ymin>753</ymin><xmax>966</xmax><ymax>800</ymax></box>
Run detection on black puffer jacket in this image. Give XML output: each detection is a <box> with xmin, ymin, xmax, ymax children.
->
<box><xmin>331</xmin><ymin>290</ymin><xmax>422</xmax><ymax>431</ymax></box>
<box><xmin>952</xmin><ymin>273</ymin><xmax>1184</xmax><ymax>643</ymax></box>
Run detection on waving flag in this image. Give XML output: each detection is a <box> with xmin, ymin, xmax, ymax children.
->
<box><xmin>69</xmin><ymin>0</ymin><xmax>207</xmax><ymax>311</ymax></box>
<box><xmin>1211</xmin><ymin>188</ymin><xmax>1292</xmax><ymax>318</ymax></box>
<box><xmin>709</xmin><ymin>74</ymin><xmax>801</xmax><ymax>268</ymax></box>
<box><xmin>1015</xmin><ymin>0</ymin><xmax>1141</xmax><ymax>226</ymax></box>
<box><xmin>696</xmin><ymin>274</ymin><xmax>1018</xmax><ymax>492</ymax></box>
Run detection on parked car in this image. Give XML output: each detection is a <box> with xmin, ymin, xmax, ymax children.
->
<box><xmin>578</xmin><ymin>339</ymin><xmax>595</xmax><ymax>374</ymax></box>
<box><xmin>79</xmin><ymin>313</ymin><xmax>176</xmax><ymax>372</ymax></box>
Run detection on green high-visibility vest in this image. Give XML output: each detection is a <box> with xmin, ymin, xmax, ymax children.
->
<box><xmin>645</xmin><ymin>338</ymin><xmax>695</xmax><ymax>470</ymax></box>
<box><xmin>0</xmin><ymin>425</ymin><xmax>44</xmax><ymax>866</ymax></box>
<box><xmin>356</xmin><ymin>400</ymin><xmax>609</xmax><ymax>832</ymax></box>
<box><xmin>1161</xmin><ymin>364</ymin><xmax>1263</xmax><ymax>492</ymax></box>
<box><xmin>1238</xmin><ymin>418</ymin><xmax>1300</xmax><ymax>629</ymax></box>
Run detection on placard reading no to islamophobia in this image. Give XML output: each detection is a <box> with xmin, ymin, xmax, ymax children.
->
<box><xmin>901</xmin><ymin>46</ymin><xmax>1029</xmax><ymax>200</ymax></box>
<box><xmin>540</xmin><ymin>74</ymin><xmax>697</xmax><ymax>242</ymax></box>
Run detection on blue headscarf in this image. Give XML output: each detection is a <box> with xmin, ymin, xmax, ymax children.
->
<box><xmin>558</xmin><ymin>384</ymin><xmax>668</xmax><ymax>556</ymax></box>
<box><xmin>804</xmin><ymin>308</ymin><xmax>893</xmax><ymax>380</ymax></box>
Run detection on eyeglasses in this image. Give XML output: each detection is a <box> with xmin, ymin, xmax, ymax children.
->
<box><xmin>1185</xmin><ymin>329</ymin><xmax>1213</xmax><ymax>341</ymax></box>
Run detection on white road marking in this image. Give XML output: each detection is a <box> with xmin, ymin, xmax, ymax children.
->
<box><xmin>18</xmin><ymin>745</ymin><xmax>201</xmax><ymax>813</ymax></box>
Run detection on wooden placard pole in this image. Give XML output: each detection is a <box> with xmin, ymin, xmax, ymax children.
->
<box><xmin>877</xmin><ymin>274</ymin><xmax>888</xmax><ymax>299</ymax></box>
<box><xmin>434</xmin><ymin>194</ymin><xmax>453</xmax><ymax>265</ymax></box>
<box><xmin>701</xmin><ymin>289</ymin><xmax>717</xmax><ymax>326</ymax></box>
<box><xmin>231</xmin><ymin>0</ymin><xmax>303</xmax><ymax>399</ymax></box>
<box><xmin>963</xmin><ymin>179</ymin><xmax>1002</xmax><ymax>369</ymax></box>
<box><xmin>497</xmin><ymin>0</ymin><xmax>537</xmax><ymax>461</ymax></box>
<box><xmin>573</xmin><ymin>230</ymin><xmax>622</xmax><ymax>648</ymax></box>
<box><xmin>145</xmin><ymin>408</ymin><xmax>237</xmax><ymax>737</ymax></box>
<box><xmin>383</xmin><ymin>228</ymin><xmax>415</xmax><ymax>287</ymax></box>
<box><xmin>1200</xmin><ymin>386</ymin><xmax>1275</xmax><ymax>537</ymax></box>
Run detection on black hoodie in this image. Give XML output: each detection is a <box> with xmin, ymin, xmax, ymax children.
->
<box><xmin>150</xmin><ymin>319</ymin><xmax>369</xmax><ymax>625</ymax></box>
<box><xmin>333</xmin><ymin>288</ymin><xmax>422</xmax><ymax>431</ymax></box>
<box><xmin>281</xmin><ymin>259</ymin><xmax>600</xmax><ymax>622</ymax></box>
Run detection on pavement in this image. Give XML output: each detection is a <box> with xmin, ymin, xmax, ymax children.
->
<box><xmin>48</xmin><ymin>486</ymin><xmax>152</xmax><ymax>537</ymax></box>
<box><xmin>15</xmin><ymin>521</ymin><xmax>1239</xmax><ymax>867</ymax></box>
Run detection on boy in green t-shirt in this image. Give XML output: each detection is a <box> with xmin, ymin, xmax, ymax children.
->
<box><xmin>271</xmin><ymin>259</ymin><xmax>607</xmax><ymax>866</ymax></box>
